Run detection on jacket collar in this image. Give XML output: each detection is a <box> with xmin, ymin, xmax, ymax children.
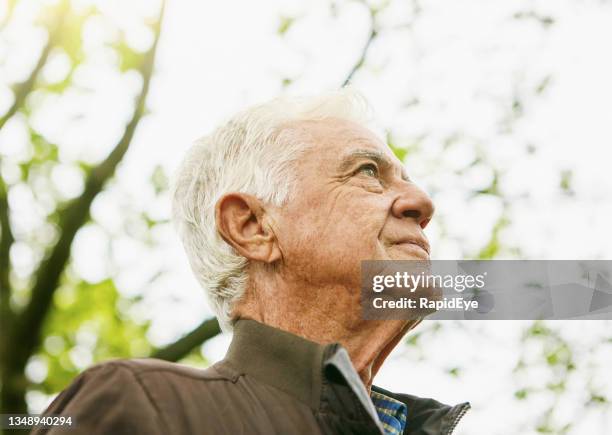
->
<box><xmin>222</xmin><ymin>319</ymin><xmax>470</xmax><ymax>435</ymax></box>
<box><xmin>372</xmin><ymin>385</ymin><xmax>470</xmax><ymax>435</ymax></box>
<box><xmin>223</xmin><ymin>319</ymin><xmax>382</xmax><ymax>427</ymax></box>
<box><xmin>224</xmin><ymin>318</ymin><xmax>327</xmax><ymax>410</ymax></box>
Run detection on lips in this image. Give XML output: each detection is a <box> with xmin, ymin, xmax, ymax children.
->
<box><xmin>393</xmin><ymin>237</ymin><xmax>430</xmax><ymax>256</ymax></box>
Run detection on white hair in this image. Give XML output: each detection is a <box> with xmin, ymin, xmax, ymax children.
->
<box><xmin>171</xmin><ymin>87</ymin><xmax>374</xmax><ymax>331</ymax></box>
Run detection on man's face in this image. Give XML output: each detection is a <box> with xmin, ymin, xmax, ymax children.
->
<box><xmin>271</xmin><ymin>117</ymin><xmax>435</xmax><ymax>290</ymax></box>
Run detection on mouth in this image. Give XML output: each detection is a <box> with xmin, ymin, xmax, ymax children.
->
<box><xmin>392</xmin><ymin>237</ymin><xmax>430</xmax><ymax>258</ymax></box>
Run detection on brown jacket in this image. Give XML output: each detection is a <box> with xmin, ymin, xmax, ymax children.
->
<box><xmin>34</xmin><ymin>320</ymin><xmax>469</xmax><ymax>435</ymax></box>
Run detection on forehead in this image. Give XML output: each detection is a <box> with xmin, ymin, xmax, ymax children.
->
<box><xmin>286</xmin><ymin>117</ymin><xmax>397</xmax><ymax>165</ymax></box>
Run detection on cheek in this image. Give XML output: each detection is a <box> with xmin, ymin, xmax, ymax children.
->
<box><xmin>281</xmin><ymin>197</ymin><xmax>390</xmax><ymax>285</ymax></box>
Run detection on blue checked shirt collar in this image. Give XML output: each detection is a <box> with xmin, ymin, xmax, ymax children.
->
<box><xmin>371</xmin><ymin>390</ymin><xmax>408</xmax><ymax>435</ymax></box>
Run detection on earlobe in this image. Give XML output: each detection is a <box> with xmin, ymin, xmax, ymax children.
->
<box><xmin>215</xmin><ymin>193</ymin><xmax>280</xmax><ymax>263</ymax></box>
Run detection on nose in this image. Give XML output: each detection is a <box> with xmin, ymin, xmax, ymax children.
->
<box><xmin>391</xmin><ymin>183</ymin><xmax>435</xmax><ymax>229</ymax></box>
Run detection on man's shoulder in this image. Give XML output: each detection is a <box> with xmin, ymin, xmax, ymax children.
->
<box><xmin>51</xmin><ymin>358</ymin><xmax>242</xmax><ymax>414</ymax></box>
<box><xmin>81</xmin><ymin>357</ymin><xmax>238</xmax><ymax>385</ymax></box>
<box><xmin>38</xmin><ymin>359</ymin><xmax>246</xmax><ymax>434</ymax></box>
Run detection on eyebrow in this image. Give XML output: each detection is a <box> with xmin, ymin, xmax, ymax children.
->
<box><xmin>338</xmin><ymin>148</ymin><xmax>411</xmax><ymax>182</ymax></box>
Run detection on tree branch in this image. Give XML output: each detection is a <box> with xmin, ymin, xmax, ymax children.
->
<box><xmin>0</xmin><ymin>0</ymin><xmax>70</xmax><ymax>317</ymax></box>
<box><xmin>0</xmin><ymin>176</ymin><xmax>14</xmax><ymax>305</ymax></box>
<box><xmin>342</xmin><ymin>5</ymin><xmax>378</xmax><ymax>87</ymax></box>
<box><xmin>342</xmin><ymin>28</ymin><xmax>377</xmax><ymax>87</ymax></box>
<box><xmin>6</xmin><ymin>1</ymin><xmax>166</xmax><ymax>374</ymax></box>
<box><xmin>0</xmin><ymin>175</ymin><xmax>15</xmax><ymax>352</ymax></box>
<box><xmin>0</xmin><ymin>0</ymin><xmax>70</xmax><ymax>322</ymax></box>
<box><xmin>0</xmin><ymin>0</ymin><xmax>69</xmax><ymax>131</ymax></box>
<box><xmin>152</xmin><ymin>318</ymin><xmax>221</xmax><ymax>362</ymax></box>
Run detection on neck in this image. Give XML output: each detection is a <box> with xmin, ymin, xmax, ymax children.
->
<box><xmin>234</xmin><ymin>278</ymin><xmax>420</xmax><ymax>390</ymax></box>
<box><xmin>338</xmin><ymin>319</ymin><xmax>420</xmax><ymax>390</ymax></box>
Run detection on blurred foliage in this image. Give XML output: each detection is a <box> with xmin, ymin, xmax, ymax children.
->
<box><xmin>277</xmin><ymin>15</ymin><xmax>295</xmax><ymax>36</ymax></box>
<box><xmin>41</xmin><ymin>278</ymin><xmax>151</xmax><ymax>394</ymax></box>
<box><xmin>0</xmin><ymin>1</ymin><xmax>610</xmax><ymax>435</ymax></box>
<box><xmin>0</xmin><ymin>1</ymin><xmax>190</xmax><ymax>429</ymax></box>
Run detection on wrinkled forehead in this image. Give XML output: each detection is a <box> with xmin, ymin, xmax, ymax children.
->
<box><xmin>285</xmin><ymin>117</ymin><xmax>399</xmax><ymax>170</ymax></box>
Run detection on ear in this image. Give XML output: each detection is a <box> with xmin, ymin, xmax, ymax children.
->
<box><xmin>215</xmin><ymin>193</ymin><xmax>281</xmax><ymax>263</ymax></box>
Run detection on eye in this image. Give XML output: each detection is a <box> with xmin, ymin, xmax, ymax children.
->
<box><xmin>357</xmin><ymin>163</ymin><xmax>379</xmax><ymax>178</ymax></box>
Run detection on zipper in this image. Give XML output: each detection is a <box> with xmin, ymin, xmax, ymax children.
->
<box><xmin>446</xmin><ymin>402</ymin><xmax>471</xmax><ymax>434</ymax></box>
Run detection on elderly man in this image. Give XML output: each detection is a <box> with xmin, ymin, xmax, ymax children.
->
<box><xmin>36</xmin><ymin>89</ymin><xmax>469</xmax><ymax>434</ymax></box>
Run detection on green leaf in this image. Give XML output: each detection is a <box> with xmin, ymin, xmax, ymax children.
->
<box><xmin>387</xmin><ymin>132</ymin><xmax>408</xmax><ymax>162</ymax></box>
<box><xmin>559</xmin><ymin>169</ymin><xmax>573</xmax><ymax>195</ymax></box>
<box><xmin>277</xmin><ymin>16</ymin><xmax>295</xmax><ymax>35</ymax></box>
<box><xmin>54</xmin><ymin>7</ymin><xmax>97</xmax><ymax>64</ymax></box>
<box><xmin>514</xmin><ymin>388</ymin><xmax>529</xmax><ymax>400</ymax></box>
<box><xmin>589</xmin><ymin>394</ymin><xmax>608</xmax><ymax>405</ymax></box>
<box><xmin>113</xmin><ymin>39</ymin><xmax>144</xmax><ymax>72</ymax></box>
<box><xmin>151</xmin><ymin>165</ymin><xmax>169</xmax><ymax>195</ymax></box>
<box><xmin>447</xmin><ymin>367</ymin><xmax>461</xmax><ymax>377</ymax></box>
